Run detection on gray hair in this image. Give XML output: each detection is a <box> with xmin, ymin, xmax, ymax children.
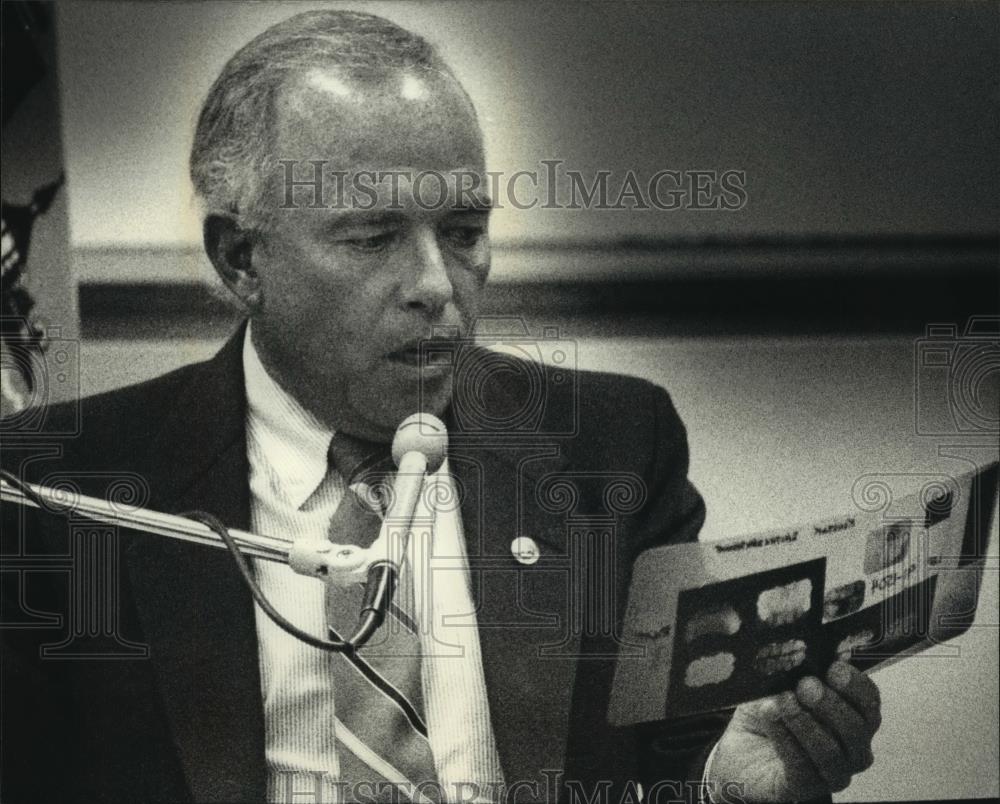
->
<box><xmin>189</xmin><ymin>10</ymin><xmax>459</xmax><ymax>228</ymax></box>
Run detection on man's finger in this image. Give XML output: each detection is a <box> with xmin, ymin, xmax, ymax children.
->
<box><xmin>735</xmin><ymin>693</ymin><xmax>793</xmax><ymax>738</ymax></box>
<box><xmin>795</xmin><ymin>676</ymin><xmax>873</xmax><ymax>772</ymax></box>
<box><xmin>780</xmin><ymin>698</ymin><xmax>853</xmax><ymax>792</ymax></box>
<box><xmin>733</xmin><ymin>695</ymin><xmax>831</xmax><ymax>796</ymax></box>
<box><xmin>826</xmin><ymin>661</ymin><xmax>882</xmax><ymax>731</ymax></box>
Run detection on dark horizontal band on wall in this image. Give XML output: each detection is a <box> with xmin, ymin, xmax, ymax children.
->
<box><xmin>73</xmin><ymin>234</ymin><xmax>999</xmax><ymax>286</ymax></box>
<box><xmin>79</xmin><ymin>262</ymin><xmax>998</xmax><ymax>340</ymax></box>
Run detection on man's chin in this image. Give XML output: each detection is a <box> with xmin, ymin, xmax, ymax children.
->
<box><xmin>348</xmin><ymin>377</ymin><xmax>453</xmax><ymax>440</ymax></box>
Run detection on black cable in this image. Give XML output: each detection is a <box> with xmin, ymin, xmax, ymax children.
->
<box><xmin>327</xmin><ymin>618</ymin><xmax>429</xmax><ymax>738</ymax></box>
<box><xmin>182</xmin><ymin>510</ymin><xmax>353</xmax><ymax>653</ymax></box>
<box><xmin>174</xmin><ymin>512</ymin><xmax>430</xmax><ymax>738</ymax></box>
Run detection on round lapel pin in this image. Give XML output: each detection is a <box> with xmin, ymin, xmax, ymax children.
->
<box><xmin>510</xmin><ymin>536</ymin><xmax>540</xmax><ymax>565</ymax></box>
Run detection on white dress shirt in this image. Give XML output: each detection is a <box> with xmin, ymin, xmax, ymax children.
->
<box><xmin>242</xmin><ymin>329</ymin><xmax>504</xmax><ymax>803</ymax></box>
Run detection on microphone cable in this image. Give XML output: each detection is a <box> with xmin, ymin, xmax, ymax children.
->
<box><xmin>185</xmin><ymin>510</ymin><xmax>427</xmax><ymax>737</ymax></box>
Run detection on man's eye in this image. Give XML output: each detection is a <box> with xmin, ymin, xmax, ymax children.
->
<box><xmin>344</xmin><ymin>232</ymin><xmax>397</xmax><ymax>252</ymax></box>
<box><xmin>443</xmin><ymin>226</ymin><xmax>486</xmax><ymax>248</ymax></box>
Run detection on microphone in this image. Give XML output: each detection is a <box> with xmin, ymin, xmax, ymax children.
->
<box><xmin>287</xmin><ymin>412</ymin><xmax>448</xmax><ymax>582</ymax></box>
<box><xmin>377</xmin><ymin>411</ymin><xmax>449</xmax><ymax>562</ymax></box>
<box><xmin>344</xmin><ymin>413</ymin><xmax>448</xmax><ymax>645</ymax></box>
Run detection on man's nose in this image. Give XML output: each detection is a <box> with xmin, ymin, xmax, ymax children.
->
<box><xmin>402</xmin><ymin>227</ymin><xmax>454</xmax><ymax>314</ymax></box>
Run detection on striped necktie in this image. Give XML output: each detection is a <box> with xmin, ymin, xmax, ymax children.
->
<box><xmin>325</xmin><ymin>431</ymin><xmax>439</xmax><ymax>803</ymax></box>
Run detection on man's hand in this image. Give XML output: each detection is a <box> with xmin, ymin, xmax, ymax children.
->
<box><xmin>708</xmin><ymin>662</ymin><xmax>881</xmax><ymax>802</ymax></box>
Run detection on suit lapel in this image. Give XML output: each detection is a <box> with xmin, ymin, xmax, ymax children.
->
<box><xmin>123</xmin><ymin>327</ymin><xmax>267</xmax><ymax>802</ymax></box>
<box><xmin>445</xmin><ymin>348</ymin><xmax>642</xmax><ymax>797</ymax></box>
<box><xmin>449</xmin><ymin>425</ymin><xmax>581</xmax><ymax>793</ymax></box>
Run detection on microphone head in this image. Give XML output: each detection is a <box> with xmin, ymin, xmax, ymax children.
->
<box><xmin>391</xmin><ymin>413</ymin><xmax>448</xmax><ymax>472</ymax></box>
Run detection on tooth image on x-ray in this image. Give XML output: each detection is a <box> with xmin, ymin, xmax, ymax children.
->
<box><xmin>684</xmin><ymin>605</ymin><xmax>742</xmax><ymax>643</ymax></box>
<box><xmin>684</xmin><ymin>652</ymin><xmax>736</xmax><ymax>688</ymax></box>
<box><xmin>757</xmin><ymin>579</ymin><xmax>812</xmax><ymax>626</ymax></box>
<box><xmin>754</xmin><ymin>639</ymin><xmax>808</xmax><ymax>675</ymax></box>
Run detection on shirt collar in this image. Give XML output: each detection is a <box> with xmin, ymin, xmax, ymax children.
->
<box><xmin>242</xmin><ymin>324</ymin><xmax>333</xmax><ymax>508</ymax></box>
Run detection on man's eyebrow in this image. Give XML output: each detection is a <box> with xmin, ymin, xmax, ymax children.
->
<box><xmin>318</xmin><ymin>194</ymin><xmax>492</xmax><ymax>232</ymax></box>
<box><xmin>451</xmin><ymin>193</ymin><xmax>493</xmax><ymax>213</ymax></box>
<box><xmin>323</xmin><ymin>211</ymin><xmax>405</xmax><ymax>231</ymax></box>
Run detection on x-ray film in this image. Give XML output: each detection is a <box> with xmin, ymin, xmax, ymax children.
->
<box><xmin>608</xmin><ymin>463</ymin><xmax>998</xmax><ymax>725</ymax></box>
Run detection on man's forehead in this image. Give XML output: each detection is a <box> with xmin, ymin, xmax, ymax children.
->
<box><xmin>272</xmin><ymin>65</ymin><xmax>485</xmax><ymax>171</ymax></box>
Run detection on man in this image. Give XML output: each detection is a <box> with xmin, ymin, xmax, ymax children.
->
<box><xmin>1</xmin><ymin>10</ymin><xmax>880</xmax><ymax>803</ymax></box>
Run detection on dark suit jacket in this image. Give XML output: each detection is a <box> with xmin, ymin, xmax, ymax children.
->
<box><xmin>1</xmin><ymin>328</ymin><xmax>729</xmax><ymax>803</ymax></box>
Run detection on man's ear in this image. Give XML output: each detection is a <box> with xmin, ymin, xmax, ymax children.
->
<box><xmin>203</xmin><ymin>214</ymin><xmax>263</xmax><ymax>311</ymax></box>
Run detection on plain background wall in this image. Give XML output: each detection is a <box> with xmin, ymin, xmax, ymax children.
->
<box><xmin>35</xmin><ymin>1</ymin><xmax>1000</xmax><ymax>800</ymax></box>
<box><xmin>56</xmin><ymin>1</ymin><xmax>998</xmax><ymax>256</ymax></box>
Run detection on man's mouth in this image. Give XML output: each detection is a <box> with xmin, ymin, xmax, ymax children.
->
<box><xmin>384</xmin><ymin>340</ymin><xmax>455</xmax><ymax>372</ymax></box>
<box><xmin>386</xmin><ymin>346</ymin><xmax>423</xmax><ymax>366</ymax></box>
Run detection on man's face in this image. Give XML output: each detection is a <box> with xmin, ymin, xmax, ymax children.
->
<box><xmin>247</xmin><ymin>67</ymin><xmax>491</xmax><ymax>440</ymax></box>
